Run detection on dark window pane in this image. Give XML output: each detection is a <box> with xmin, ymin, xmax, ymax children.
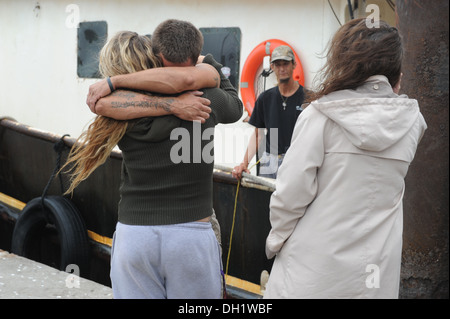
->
<box><xmin>200</xmin><ymin>27</ymin><xmax>242</xmax><ymax>89</ymax></box>
<box><xmin>77</xmin><ymin>21</ymin><xmax>107</xmax><ymax>78</ymax></box>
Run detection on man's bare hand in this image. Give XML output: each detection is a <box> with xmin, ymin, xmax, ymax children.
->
<box><xmin>172</xmin><ymin>91</ymin><xmax>212</xmax><ymax>123</ymax></box>
<box><xmin>86</xmin><ymin>79</ymin><xmax>111</xmax><ymax>112</ymax></box>
<box><xmin>232</xmin><ymin>163</ymin><xmax>250</xmax><ymax>180</ymax></box>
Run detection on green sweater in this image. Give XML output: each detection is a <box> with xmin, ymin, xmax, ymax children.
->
<box><xmin>117</xmin><ymin>55</ymin><xmax>243</xmax><ymax>225</ymax></box>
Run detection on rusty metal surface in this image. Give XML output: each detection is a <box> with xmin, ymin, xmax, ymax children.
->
<box><xmin>397</xmin><ymin>0</ymin><xmax>449</xmax><ymax>298</ymax></box>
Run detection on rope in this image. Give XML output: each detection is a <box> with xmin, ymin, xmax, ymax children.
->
<box><xmin>41</xmin><ymin>134</ymin><xmax>70</xmax><ymax>216</ymax></box>
<box><xmin>225</xmin><ymin>179</ymin><xmax>240</xmax><ymax>276</ymax></box>
<box><xmin>224</xmin><ymin>159</ymin><xmax>261</xmax><ymax>277</ymax></box>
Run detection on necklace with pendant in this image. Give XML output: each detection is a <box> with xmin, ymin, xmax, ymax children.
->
<box><xmin>281</xmin><ymin>94</ymin><xmax>288</xmax><ymax>110</ymax></box>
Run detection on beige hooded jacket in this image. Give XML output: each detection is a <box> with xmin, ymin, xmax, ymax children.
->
<box><xmin>264</xmin><ymin>76</ymin><xmax>427</xmax><ymax>299</ymax></box>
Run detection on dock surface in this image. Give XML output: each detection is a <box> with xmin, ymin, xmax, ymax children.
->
<box><xmin>0</xmin><ymin>250</ymin><xmax>112</xmax><ymax>299</ymax></box>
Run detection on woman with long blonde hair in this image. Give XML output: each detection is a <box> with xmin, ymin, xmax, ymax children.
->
<box><xmin>62</xmin><ymin>32</ymin><xmax>157</xmax><ymax>193</ymax></box>
<box><xmin>62</xmin><ymin>31</ymin><xmax>216</xmax><ymax>194</ymax></box>
<box><xmin>63</xmin><ymin>24</ymin><xmax>242</xmax><ymax>299</ymax></box>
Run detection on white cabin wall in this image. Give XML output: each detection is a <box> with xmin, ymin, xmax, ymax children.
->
<box><xmin>0</xmin><ymin>0</ymin><xmax>348</xmax><ymax>168</ymax></box>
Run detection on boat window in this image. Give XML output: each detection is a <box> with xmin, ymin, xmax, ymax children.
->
<box><xmin>77</xmin><ymin>21</ymin><xmax>108</xmax><ymax>78</ymax></box>
<box><xmin>200</xmin><ymin>27</ymin><xmax>242</xmax><ymax>89</ymax></box>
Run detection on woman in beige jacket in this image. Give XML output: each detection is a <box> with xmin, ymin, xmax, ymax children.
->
<box><xmin>264</xmin><ymin>18</ymin><xmax>427</xmax><ymax>298</ymax></box>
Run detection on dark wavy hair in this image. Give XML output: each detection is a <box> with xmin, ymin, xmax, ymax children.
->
<box><xmin>309</xmin><ymin>18</ymin><xmax>403</xmax><ymax>102</ymax></box>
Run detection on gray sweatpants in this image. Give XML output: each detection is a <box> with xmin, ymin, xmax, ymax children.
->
<box><xmin>110</xmin><ymin>221</ymin><xmax>222</xmax><ymax>299</ymax></box>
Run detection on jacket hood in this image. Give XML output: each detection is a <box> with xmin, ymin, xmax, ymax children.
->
<box><xmin>312</xmin><ymin>76</ymin><xmax>421</xmax><ymax>152</ymax></box>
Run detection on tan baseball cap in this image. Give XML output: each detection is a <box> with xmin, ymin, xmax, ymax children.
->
<box><xmin>271</xmin><ymin>45</ymin><xmax>295</xmax><ymax>63</ymax></box>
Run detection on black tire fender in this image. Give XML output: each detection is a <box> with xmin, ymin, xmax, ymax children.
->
<box><xmin>11</xmin><ymin>196</ymin><xmax>90</xmax><ymax>276</ymax></box>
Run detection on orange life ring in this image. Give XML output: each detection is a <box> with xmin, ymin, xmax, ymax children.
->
<box><xmin>240</xmin><ymin>39</ymin><xmax>304</xmax><ymax>116</ymax></box>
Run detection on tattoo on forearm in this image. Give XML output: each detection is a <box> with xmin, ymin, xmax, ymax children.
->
<box><xmin>110</xmin><ymin>90</ymin><xmax>174</xmax><ymax>112</ymax></box>
<box><xmin>110</xmin><ymin>100</ymin><xmax>173</xmax><ymax>111</ymax></box>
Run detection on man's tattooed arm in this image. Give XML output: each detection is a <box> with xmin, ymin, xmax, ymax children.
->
<box><xmin>109</xmin><ymin>90</ymin><xmax>175</xmax><ymax>113</ymax></box>
<box><xmin>94</xmin><ymin>89</ymin><xmax>212</xmax><ymax>122</ymax></box>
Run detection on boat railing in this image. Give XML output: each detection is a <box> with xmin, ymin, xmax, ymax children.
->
<box><xmin>213</xmin><ymin>164</ymin><xmax>276</xmax><ymax>192</ymax></box>
<box><xmin>1</xmin><ymin>117</ymin><xmax>275</xmax><ymax>192</ymax></box>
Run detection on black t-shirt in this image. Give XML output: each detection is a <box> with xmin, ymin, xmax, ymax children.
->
<box><xmin>249</xmin><ymin>85</ymin><xmax>304</xmax><ymax>154</ymax></box>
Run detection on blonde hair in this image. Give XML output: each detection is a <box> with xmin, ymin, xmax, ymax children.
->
<box><xmin>62</xmin><ymin>31</ymin><xmax>160</xmax><ymax>194</ymax></box>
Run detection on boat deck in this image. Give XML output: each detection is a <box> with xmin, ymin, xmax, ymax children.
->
<box><xmin>0</xmin><ymin>250</ymin><xmax>112</xmax><ymax>299</ymax></box>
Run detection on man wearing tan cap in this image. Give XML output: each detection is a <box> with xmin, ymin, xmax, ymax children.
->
<box><xmin>233</xmin><ymin>45</ymin><xmax>306</xmax><ymax>179</ymax></box>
